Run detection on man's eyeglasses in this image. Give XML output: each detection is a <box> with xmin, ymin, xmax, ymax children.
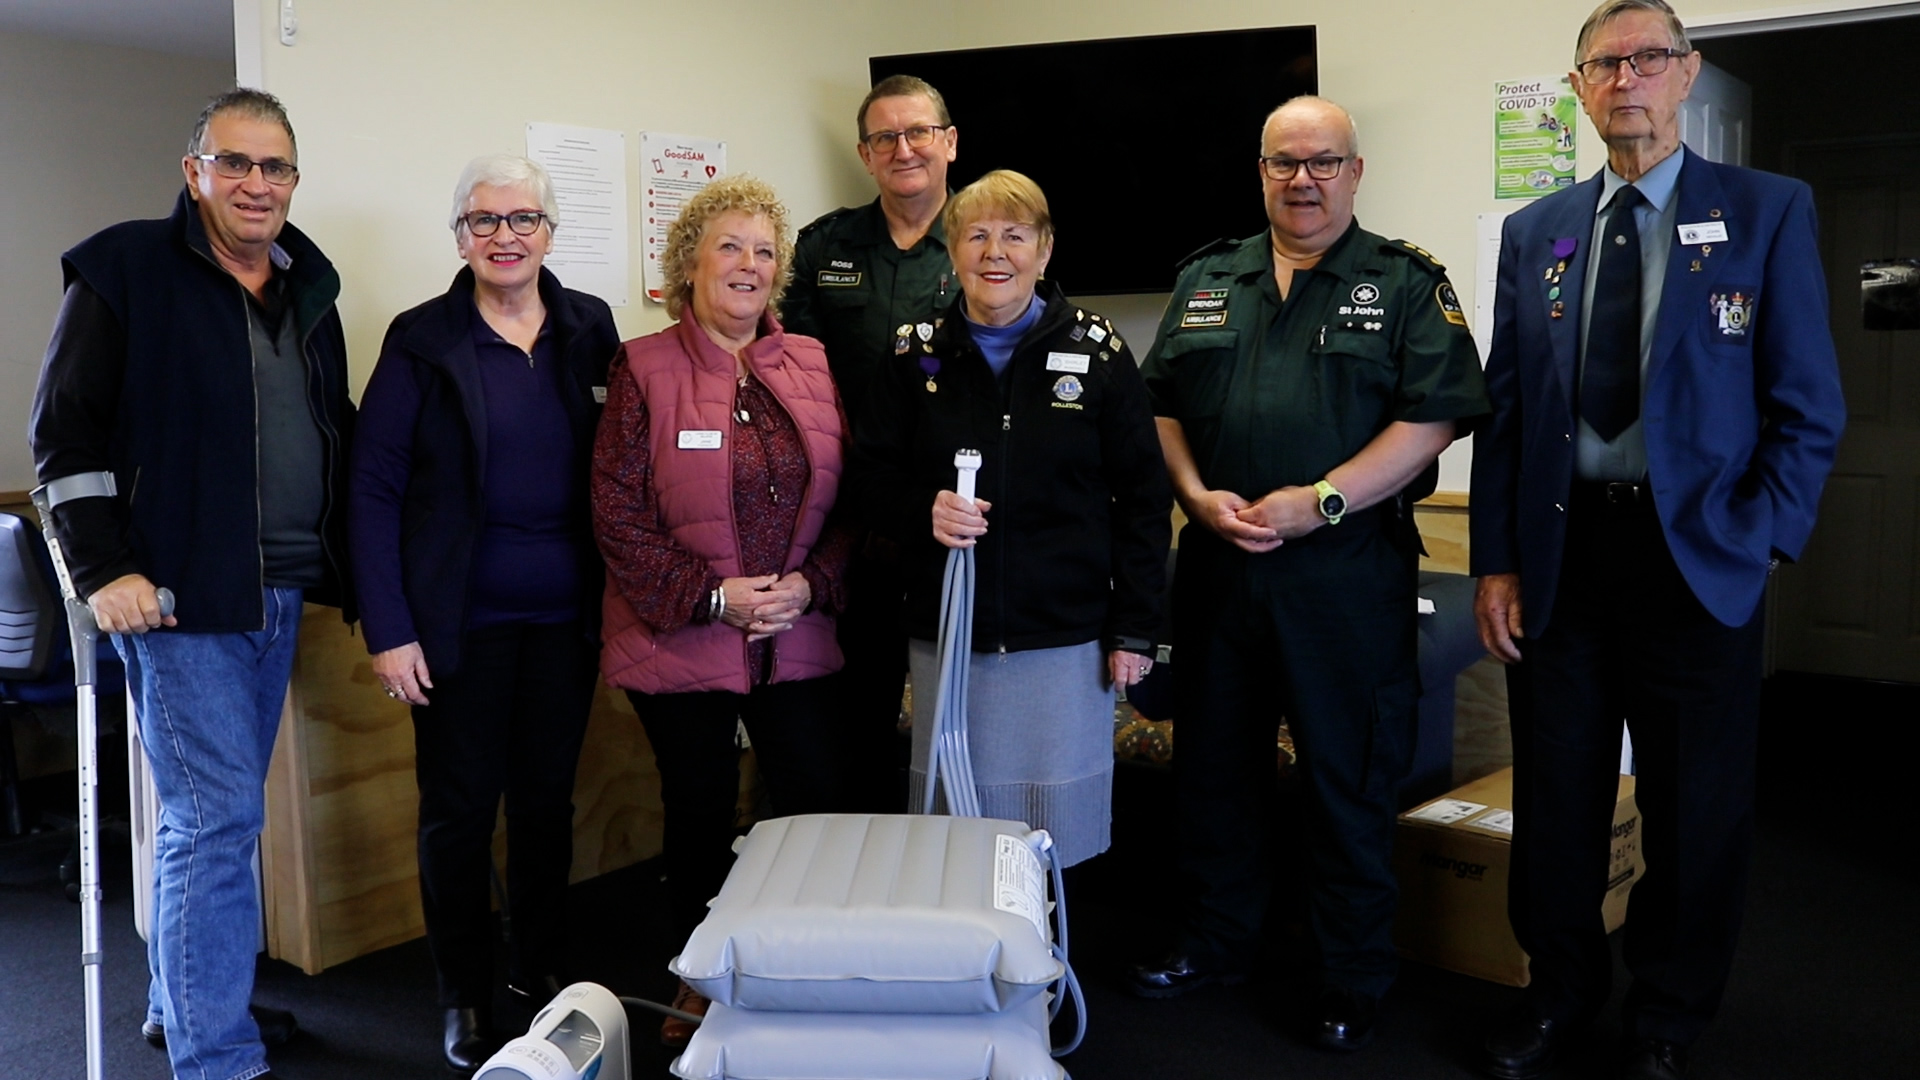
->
<box><xmin>194</xmin><ymin>153</ymin><xmax>298</xmax><ymax>186</ymax></box>
<box><xmin>460</xmin><ymin>211</ymin><xmax>548</xmax><ymax>237</ymax></box>
<box><xmin>1576</xmin><ymin>47</ymin><xmax>1687</xmax><ymax>82</ymax></box>
<box><xmin>1260</xmin><ymin>155</ymin><xmax>1352</xmax><ymax>182</ymax></box>
<box><xmin>861</xmin><ymin>124</ymin><xmax>951</xmax><ymax>155</ymax></box>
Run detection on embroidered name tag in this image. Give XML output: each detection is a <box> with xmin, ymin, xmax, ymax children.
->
<box><xmin>592</xmin><ymin>386</ymin><xmax>608</xmax><ymax>403</ymax></box>
<box><xmin>1180</xmin><ymin>311</ymin><xmax>1229</xmax><ymax>328</ymax></box>
<box><xmin>678</xmin><ymin>430</ymin><xmax>723</xmax><ymax>449</ymax></box>
<box><xmin>1046</xmin><ymin>351</ymin><xmax>1091</xmax><ymax>373</ymax></box>
<box><xmin>817</xmin><ymin>270</ymin><xmax>862</xmax><ymax>286</ymax></box>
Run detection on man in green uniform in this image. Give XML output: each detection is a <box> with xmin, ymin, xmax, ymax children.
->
<box><xmin>786</xmin><ymin>75</ymin><xmax>959</xmax><ymax>809</ymax></box>
<box><xmin>1129</xmin><ymin>96</ymin><xmax>1489</xmax><ymax>1052</ymax></box>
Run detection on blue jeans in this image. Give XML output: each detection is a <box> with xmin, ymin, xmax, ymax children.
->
<box><xmin>116</xmin><ymin>587</ymin><xmax>303</xmax><ymax>1080</ymax></box>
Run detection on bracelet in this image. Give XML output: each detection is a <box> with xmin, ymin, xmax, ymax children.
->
<box><xmin>710</xmin><ymin>584</ymin><xmax>727</xmax><ymax>623</ymax></box>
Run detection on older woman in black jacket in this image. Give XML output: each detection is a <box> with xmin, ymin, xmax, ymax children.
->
<box><xmin>853</xmin><ymin>170</ymin><xmax>1170</xmax><ymax>866</ymax></box>
<box><xmin>349</xmin><ymin>153</ymin><xmax>618</xmax><ymax>1073</ymax></box>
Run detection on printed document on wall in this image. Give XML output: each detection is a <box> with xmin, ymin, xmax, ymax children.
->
<box><xmin>1473</xmin><ymin>210</ymin><xmax>1514</xmax><ymax>364</ymax></box>
<box><xmin>1493</xmin><ymin>77</ymin><xmax>1578</xmax><ymax>200</ymax></box>
<box><xmin>526</xmin><ymin>122</ymin><xmax>630</xmax><ymax>307</ymax></box>
<box><xmin>640</xmin><ymin>132</ymin><xmax>728</xmax><ymax>304</ymax></box>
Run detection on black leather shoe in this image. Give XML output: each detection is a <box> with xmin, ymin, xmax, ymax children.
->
<box><xmin>443</xmin><ymin>1007</ymin><xmax>496</xmax><ymax>1075</ymax></box>
<box><xmin>141</xmin><ymin>1004</ymin><xmax>298</xmax><ymax>1049</ymax></box>
<box><xmin>1313</xmin><ymin>986</ymin><xmax>1379</xmax><ymax>1052</ymax></box>
<box><xmin>1482</xmin><ymin>1007</ymin><xmax>1571</xmax><ymax>1079</ymax></box>
<box><xmin>1124</xmin><ymin>952</ymin><xmax>1246</xmax><ymax>999</ymax></box>
<box><xmin>507</xmin><ymin>973</ymin><xmax>564</xmax><ymax>1002</ymax></box>
<box><xmin>1622</xmin><ymin>1038</ymin><xmax>1688</xmax><ymax>1079</ymax></box>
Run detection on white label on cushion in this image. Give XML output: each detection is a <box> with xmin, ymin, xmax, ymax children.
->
<box><xmin>993</xmin><ymin>835</ymin><xmax>1049</xmax><ymax>940</ymax></box>
<box><xmin>678</xmin><ymin>429</ymin><xmax>723</xmax><ymax>449</ymax></box>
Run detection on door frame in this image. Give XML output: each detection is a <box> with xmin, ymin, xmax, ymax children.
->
<box><xmin>1688</xmin><ymin>1</ymin><xmax>1920</xmax><ymax>39</ymax></box>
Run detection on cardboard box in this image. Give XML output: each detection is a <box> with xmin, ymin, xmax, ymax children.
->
<box><xmin>1391</xmin><ymin>767</ymin><xmax>1643</xmax><ymax>986</ymax></box>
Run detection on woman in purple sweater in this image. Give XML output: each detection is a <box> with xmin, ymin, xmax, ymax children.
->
<box><xmin>348</xmin><ymin>154</ymin><xmax>618</xmax><ymax>1074</ymax></box>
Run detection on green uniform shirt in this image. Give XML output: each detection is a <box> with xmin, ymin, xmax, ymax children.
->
<box><xmin>785</xmin><ymin>197</ymin><xmax>957</xmax><ymax>426</ymax></box>
<box><xmin>1141</xmin><ymin>220</ymin><xmax>1489</xmax><ymax>500</ymax></box>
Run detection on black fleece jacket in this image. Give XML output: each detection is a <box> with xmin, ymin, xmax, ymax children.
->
<box><xmin>851</xmin><ymin>280</ymin><xmax>1170</xmax><ymax>655</ymax></box>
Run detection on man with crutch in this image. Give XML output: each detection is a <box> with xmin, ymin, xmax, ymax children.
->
<box><xmin>30</xmin><ymin>87</ymin><xmax>355</xmax><ymax>1080</ymax></box>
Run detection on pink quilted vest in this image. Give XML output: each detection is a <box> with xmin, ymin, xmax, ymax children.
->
<box><xmin>600</xmin><ymin>316</ymin><xmax>845</xmax><ymax>694</ymax></box>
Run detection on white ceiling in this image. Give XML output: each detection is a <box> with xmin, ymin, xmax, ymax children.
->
<box><xmin>0</xmin><ymin>0</ymin><xmax>233</xmax><ymax>61</ymax></box>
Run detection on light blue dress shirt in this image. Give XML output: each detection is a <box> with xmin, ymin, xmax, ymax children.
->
<box><xmin>1575</xmin><ymin>148</ymin><xmax>1684</xmax><ymax>481</ymax></box>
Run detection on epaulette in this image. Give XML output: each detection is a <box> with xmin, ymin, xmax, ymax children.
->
<box><xmin>1387</xmin><ymin>238</ymin><xmax>1448</xmax><ymax>273</ymax></box>
<box><xmin>1174</xmin><ymin>237</ymin><xmax>1237</xmax><ymax>270</ymax></box>
<box><xmin>797</xmin><ymin>204</ymin><xmax>859</xmax><ymax>240</ymax></box>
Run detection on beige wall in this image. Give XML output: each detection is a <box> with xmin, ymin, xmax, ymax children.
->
<box><xmin>244</xmin><ymin>0</ymin><xmax>1907</xmax><ymax>496</ymax></box>
<box><xmin>0</xmin><ymin>31</ymin><xmax>231</xmax><ymax>493</ymax></box>
<box><xmin>241</xmin><ymin>0</ymin><xmax>954</xmax><ymax>394</ymax></box>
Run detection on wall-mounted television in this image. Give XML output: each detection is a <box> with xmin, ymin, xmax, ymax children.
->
<box><xmin>872</xmin><ymin>26</ymin><xmax>1317</xmax><ymax>295</ymax></box>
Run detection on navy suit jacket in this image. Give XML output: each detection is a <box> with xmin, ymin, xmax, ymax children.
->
<box><xmin>1471</xmin><ymin>146</ymin><xmax>1846</xmax><ymax>631</ymax></box>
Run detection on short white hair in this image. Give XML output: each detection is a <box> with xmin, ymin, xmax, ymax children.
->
<box><xmin>448</xmin><ymin>153</ymin><xmax>560</xmax><ymax>232</ymax></box>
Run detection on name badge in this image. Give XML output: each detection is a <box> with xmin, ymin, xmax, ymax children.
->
<box><xmin>1677</xmin><ymin>221</ymin><xmax>1728</xmax><ymax>245</ymax></box>
<box><xmin>592</xmin><ymin>386</ymin><xmax>607</xmax><ymax>403</ymax></box>
<box><xmin>678</xmin><ymin>430</ymin><xmax>723</xmax><ymax>450</ymax></box>
<box><xmin>1046</xmin><ymin>351</ymin><xmax>1090</xmax><ymax>374</ymax></box>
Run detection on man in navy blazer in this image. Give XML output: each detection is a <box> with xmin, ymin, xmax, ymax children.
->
<box><xmin>1470</xmin><ymin>3</ymin><xmax>1845</xmax><ymax>1079</ymax></box>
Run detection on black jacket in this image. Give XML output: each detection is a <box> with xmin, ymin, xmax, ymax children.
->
<box><xmin>31</xmin><ymin>188</ymin><xmax>355</xmax><ymax>630</ymax></box>
<box><xmin>852</xmin><ymin>280</ymin><xmax>1170</xmax><ymax>654</ymax></box>
<box><xmin>348</xmin><ymin>266</ymin><xmax>618</xmax><ymax>674</ymax></box>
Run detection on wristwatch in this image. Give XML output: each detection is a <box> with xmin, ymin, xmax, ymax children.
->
<box><xmin>1314</xmin><ymin>480</ymin><xmax>1347</xmax><ymax>525</ymax></box>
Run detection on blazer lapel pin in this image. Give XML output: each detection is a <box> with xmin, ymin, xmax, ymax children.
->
<box><xmin>1548</xmin><ymin>238</ymin><xmax>1577</xmax><ymax>314</ymax></box>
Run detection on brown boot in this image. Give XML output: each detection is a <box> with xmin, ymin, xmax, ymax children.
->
<box><xmin>660</xmin><ymin>980</ymin><xmax>709</xmax><ymax>1048</ymax></box>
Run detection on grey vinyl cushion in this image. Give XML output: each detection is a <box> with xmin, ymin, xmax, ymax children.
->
<box><xmin>670</xmin><ymin>997</ymin><xmax>1064</xmax><ymax>1080</ymax></box>
<box><xmin>670</xmin><ymin>814</ymin><xmax>1064</xmax><ymax>1013</ymax></box>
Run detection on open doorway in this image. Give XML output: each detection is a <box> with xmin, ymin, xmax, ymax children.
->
<box><xmin>1693</xmin><ymin>11</ymin><xmax>1920</xmax><ymax>685</ymax></box>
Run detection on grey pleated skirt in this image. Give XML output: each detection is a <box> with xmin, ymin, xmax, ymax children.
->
<box><xmin>906</xmin><ymin>638</ymin><xmax>1114</xmax><ymax>867</ymax></box>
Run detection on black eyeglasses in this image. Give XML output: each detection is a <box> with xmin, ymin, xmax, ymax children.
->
<box><xmin>861</xmin><ymin>124</ymin><xmax>951</xmax><ymax>154</ymax></box>
<box><xmin>1260</xmin><ymin>155</ymin><xmax>1352</xmax><ymax>182</ymax></box>
<box><xmin>460</xmin><ymin>211</ymin><xmax>548</xmax><ymax>237</ymax></box>
<box><xmin>194</xmin><ymin>153</ymin><xmax>298</xmax><ymax>186</ymax></box>
<box><xmin>1576</xmin><ymin>47</ymin><xmax>1687</xmax><ymax>82</ymax></box>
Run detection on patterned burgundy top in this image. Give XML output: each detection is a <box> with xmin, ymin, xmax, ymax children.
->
<box><xmin>593</xmin><ymin>359</ymin><xmax>853</xmax><ymax>685</ymax></box>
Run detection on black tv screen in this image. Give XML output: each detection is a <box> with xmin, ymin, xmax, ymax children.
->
<box><xmin>872</xmin><ymin>26</ymin><xmax>1317</xmax><ymax>295</ymax></box>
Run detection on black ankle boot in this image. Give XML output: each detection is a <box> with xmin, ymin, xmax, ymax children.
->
<box><xmin>443</xmin><ymin>1006</ymin><xmax>495</xmax><ymax>1074</ymax></box>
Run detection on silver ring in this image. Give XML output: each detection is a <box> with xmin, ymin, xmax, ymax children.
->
<box><xmin>385</xmin><ymin>688</ymin><xmax>399</xmax><ymax>699</ymax></box>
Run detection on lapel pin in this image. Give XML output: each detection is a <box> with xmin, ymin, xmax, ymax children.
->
<box><xmin>1701</xmin><ymin>245</ymin><xmax>1712</xmax><ymax>257</ymax></box>
<box><xmin>1709</xmin><ymin>208</ymin><xmax>1722</xmax><ymax>219</ymax></box>
<box><xmin>1691</xmin><ymin>259</ymin><xmax>1703</xmax><ymax>273</ymax></box>
<box><xmin>1551</xmin><ymin>300</ymin><xmax>1565</xmax><ymax>319</ymax></box>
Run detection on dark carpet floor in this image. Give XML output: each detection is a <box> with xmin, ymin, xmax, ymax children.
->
<box><xmin>2</xmin><ymin>672</ymin><xmax>1915</xmax><ymax>1080</ymax></box>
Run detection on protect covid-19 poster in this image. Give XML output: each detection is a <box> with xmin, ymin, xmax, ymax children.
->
<box><xmin>1493</xmin><ymin>77</ymin><xmax>1578</xmax><ymax>200</ymax></box>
